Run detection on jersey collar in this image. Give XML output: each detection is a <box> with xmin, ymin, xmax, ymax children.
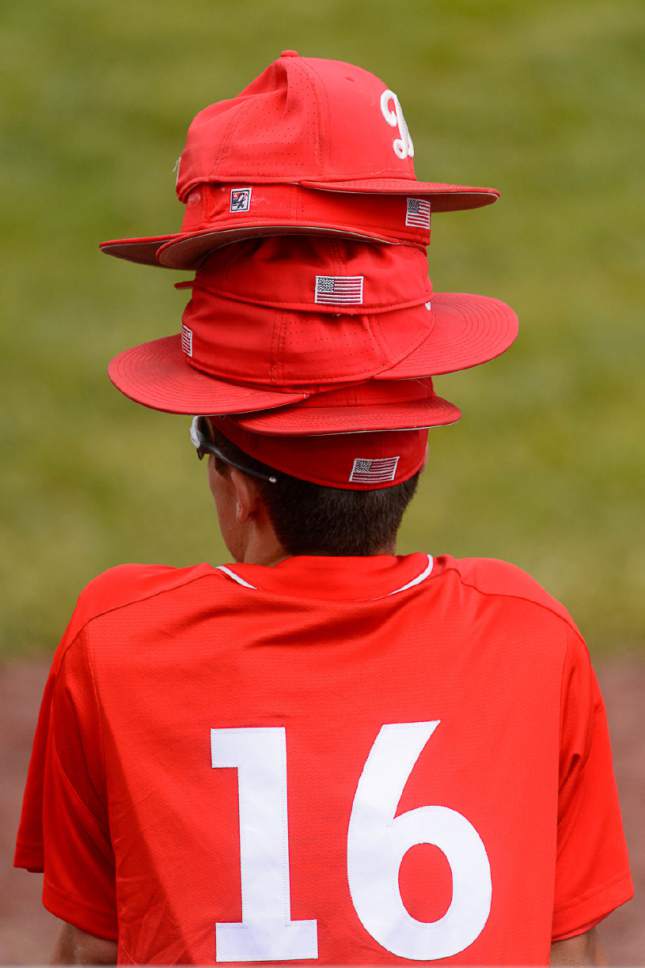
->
<box><xmin>215</xmin><ymin>553</ymin><xmax>434</xmax><ymax>602</ymax></box>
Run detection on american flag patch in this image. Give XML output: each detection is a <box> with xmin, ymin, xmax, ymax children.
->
<box><xmin>315</xmin><ymin>275</ymin><xmax>364</xmax><ymax>306</ymax></box>
<box><xmin>405</xmin><ymin>197</ymin><xmax>431</xmax><ymax>229</ymax></box>
<box><xmin>230</xmin><ymin>188</ymin><xmax>252</xmax><ymax>213</ymax></box>
<box><xmin>181</xmin><ymin>324</ymin><xmax>193</xmax><ymax>357</ymax></box>
<box><xmin>349</xmin><ymin>455</ymin><xmax>400</xmax><ymax>484</ymax></box>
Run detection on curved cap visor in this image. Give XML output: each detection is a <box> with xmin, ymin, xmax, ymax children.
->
<box><xmin>155</xmin><ymin>223</ymin><xmax>393</xmax><ymax>271</ymax></box>
<box><xmin>301</xmin><ymin>180</ymin><xmax>499</xmax><ymax>208</ymax></box>
<box><xmin>100</xmin><ymin>234</ymin><xmax>177</xmax><ymax>268</ymax></box>
<box><xmin>108</xmin><ymin>335</ymin><xmax>309</xmax><ymax>415</ymax></box>
<box><xmin>380</xmin><ymin>293</ymin><xmax>518</xmax><ymax>377</ymax></box>
<box><xmin>100</xmin><ymin>225</ymin><xmax>397</xmax><ymax>270</ymax></box>
<box><xmin>235</xmin><ymin>378</ymin><xmax>461</xmax><ymax>435</ymax></box>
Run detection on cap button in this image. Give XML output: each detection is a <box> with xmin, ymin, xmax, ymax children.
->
<box><xmin>280</xmin><ymin>49</ymin><xmax>300</xmax><ymax>58</ymax></box>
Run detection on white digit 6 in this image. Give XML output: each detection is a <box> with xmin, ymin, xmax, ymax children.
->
<box><xmin>211</xmin><ymin>722</ymin><xmax>491</xmax><ymax>963</ymax></box>
<box><xmin>348</xmin><ymin>722</ymin><xmax>491</xmax><ymax>960</ymax></box>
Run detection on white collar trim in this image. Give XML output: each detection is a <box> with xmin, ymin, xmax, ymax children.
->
<box><xmin>216</xmin><ymin>565</ymin><xmax>257</xmax><ymax>589</ymax></box>
<box><xmin>386</xmin><ymin>553</ymin><xmax>434</xmax><ymax>597</ymax></box>
<box><xmin>216</xmin><ymin>554</ymin><xmax>434</xmax><ymax>598</ymax></box>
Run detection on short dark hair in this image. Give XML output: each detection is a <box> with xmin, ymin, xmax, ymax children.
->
<box><xmin>211</xmin><ymin>429</ymin><xmax>420</xmax><ymax>556</ymax></box>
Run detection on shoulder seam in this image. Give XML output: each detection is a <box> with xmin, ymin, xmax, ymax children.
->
<box><xmin>438</xmin><ymin>562</ymin><xmax>586</xmax><ymax>644</ymax></box>
<box><xmin>66</xmin><ymin>568</ymin><xmax>226</xmax><ymax>649</ymax></box>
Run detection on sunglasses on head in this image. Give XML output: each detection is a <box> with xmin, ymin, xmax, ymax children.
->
<box><xmin>189</xmin><ymin>416</ymin><xmax>278</xmax><ymax>484</ymax></box>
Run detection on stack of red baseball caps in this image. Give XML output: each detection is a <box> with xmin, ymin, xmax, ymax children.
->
<box><xmin>104</xmin><ymin>52</ymin><xmax>517</xmax><ymax>489</ymax></box>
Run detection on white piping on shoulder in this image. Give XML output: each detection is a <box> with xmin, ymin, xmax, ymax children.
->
<box><xmin>216</xmin><ymin>565</ymin><xmax>257</xmax><ymax>589</ymax></box>
<box><xmin>387</xmin><ymin>553</ymin><xmax>434</xmax><ymax>597</ymax></box>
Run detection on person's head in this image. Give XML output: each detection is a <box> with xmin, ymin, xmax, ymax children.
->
<box><xmin>196</xmin><ymin>420</ymin><xmax>423</xmax><ymax>564</ymax></box>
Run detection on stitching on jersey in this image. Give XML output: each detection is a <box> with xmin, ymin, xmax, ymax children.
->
<box><xmin>60</xmin><ymin>567</ymin><xmax>230</xmax><ymax>651</ymax></box>
<box><xmin>553</xmin><ymin>869</ymin><xmax>633</xmax><ymax>915</ymax></box>
<box><xmin>447</xmin><ymin>564</ymin><xmax>596</xmax><ymax>818</ymax></box>
<box><xmin>47</xmin><ymin>569</ymin><xmax>238</xmax><ymax>682</ymax></box>
<box><xmin>551</xmin><ymin>870</ymin><xmax>634</xmax><ymax>939</ymax></box>
<box><xmin>441</xmin><ymin>563</ymin><xmax>585</xmax><ymax>643</ymax></box>
<box><xmin>44</xmin><ymin>878</ymin><xmax>118</xmax><ymax>934</ymax></box>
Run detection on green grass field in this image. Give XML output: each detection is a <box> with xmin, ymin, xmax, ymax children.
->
<box><xmin>1</xmin><ymin>0</ymin><xmax>644</xmax><ymax>655</ymax></box>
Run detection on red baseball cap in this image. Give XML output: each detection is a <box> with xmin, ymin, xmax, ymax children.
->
<box><xmin>233</xmin><ymin>377</ymin><xmax>461</xmax><ymax>436</ymax></box>
<box><xmin>100</xmin><ymin>52</ymin><xmax>499</xmax><ymax>269</ymax></box>
<box><xmin>177</xmin><ymin>53</ymin><xmax>499</xmax><ymax>204</ymax></box>
<box><xmin>212</xmin><ymin>417</ymin><xmax>430</xmax><ymax>490</ymax></box>
<box><xmin>100</xmin><ymin>183</ymin><xmax>432</xmax><ymax>269</ymax></box>
<box><xmin>107</xmin><ymin>237</ymin><xmax>517</xmax><ymax>414</ymax></box>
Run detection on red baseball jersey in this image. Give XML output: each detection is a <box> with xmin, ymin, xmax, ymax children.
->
<box><xmin>15</xmin><ymin>553</ymin><xmax>632</xmax><ymax>965</ymax></box>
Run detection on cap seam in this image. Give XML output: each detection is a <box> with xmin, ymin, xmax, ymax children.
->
<box><xmin>299</xmin><ymin>58</ymin><xmax>329</xmax><ymax>178</ymax></box>
<box><xmin>192</xmin><ymin>289</ymin><xmax>432</xmax><ymax>315</ymax></box>
<box><xmin>209</xmin><ymin>96</ymin><xmax>257</xmax><ymax>180</ymax></box>
<box><xmin>295</xmin><ymin>59</ymin><xmax>323</xmax><ymax>174</ymax></box>
<box><xmin>269</xmin><ymin>310</ymin><xmax>286</xmax><ymax>385</ymax></box>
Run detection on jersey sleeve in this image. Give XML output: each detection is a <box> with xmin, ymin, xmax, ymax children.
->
<box><xmin>14</xmin><ymin>623</ymin><xmax>117</xmax><ymax>941</ymax></box>
<box><xmin>551</xmin><ymin>630</ymin><xmax>633</xmax><ymax>941</ymax></box>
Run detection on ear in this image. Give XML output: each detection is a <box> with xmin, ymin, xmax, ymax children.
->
<box><xmin>228</xmin><ymin>467</ymin><xmax>263</xmax><ymax>523</ymax></box>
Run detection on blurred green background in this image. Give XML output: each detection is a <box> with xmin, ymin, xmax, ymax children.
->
<box><xmin>1</xmin><ymin>0</ymin><xmax>644</xmax><ymax>655</ymax></box>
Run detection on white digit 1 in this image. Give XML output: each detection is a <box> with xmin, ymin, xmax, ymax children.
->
<box><xmin>347</xmin><ymin>721</ymin><xmax>492</xmax><ymax>960</ymax></box>
<box><xmin>211</xmin><ymin>727</ymin><xmax>318</xmax><ymax>962</ymax></box>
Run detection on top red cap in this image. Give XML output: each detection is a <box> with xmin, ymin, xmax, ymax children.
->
<box><xmin>100</xmin><ymin>53</ymin><xmax>500</xmax><ymax>270</ymax></box>
<box><xmin>176</xmin><ymin>52</ymin><xmax>499</xmax><ymax>208</ymax></box>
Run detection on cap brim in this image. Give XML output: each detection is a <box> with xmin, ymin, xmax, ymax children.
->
<box><xmin>108</xmin><ymin>335</ymin><xmax>309</xmax><ymax>415</ymax></box>
<box><xmin>156</xmin><ymin>224</ymin><xmax>398</xmax><ymax>270</ymax></box>
<box><xmin>378</xmin><ymin>293</ymin><xmax>518</xmax><ymax>378</ymax></box>
<box><xmin>100</xmin><ymin>235</ymin><xmax>176</xmax><ymax>267</ymax></box>
<box><xmin>300</xmin><ymin>179</ymin><xmax>500</xmax><ymax>211</ymax></box>
<box><xmin>100</xmin><ymin>222</ymin><xmax>397</xmax><ymax>270</ymax></box>
<box><xmin>235</xmin><ymin>391</ymin><xmax>461</xmax><ymax>436</ymax></box>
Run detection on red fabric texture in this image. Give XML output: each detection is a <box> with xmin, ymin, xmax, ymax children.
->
<box><xmin>15</xmin><ymin>556</ymin><xmax>632</xmax><ymax>964</ymax></box>
<box><xmin>211</xmin><ymin>419</ymin><xmax>428</xmax><ymax>488</ymax></box>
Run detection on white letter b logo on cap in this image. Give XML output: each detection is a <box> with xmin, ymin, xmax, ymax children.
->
<box><xmin>380</xmin><ymin>89</ymin><xmax>414</xmax><ymax>160</ymax></box>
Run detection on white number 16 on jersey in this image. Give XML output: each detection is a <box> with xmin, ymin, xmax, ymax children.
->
<box><xmin>211</xmin><ymin>722</ymin><xmax>492</xmax><ymax>962</ymax></box>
